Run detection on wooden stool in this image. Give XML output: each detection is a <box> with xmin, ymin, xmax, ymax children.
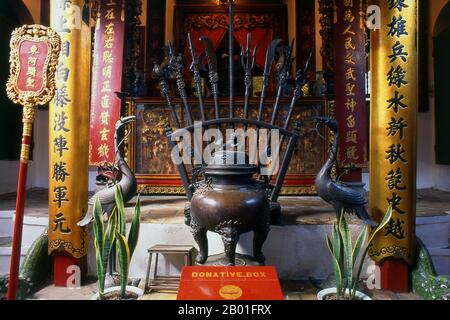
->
<box><xmin>144</xmin><ymin>244</ymin><xmax>195</xmax><ymax>293</ymax></box>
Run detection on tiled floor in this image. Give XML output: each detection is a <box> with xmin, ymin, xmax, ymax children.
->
<box><xmin>29</xmin><ymin>279</ymin><xmax>421</xmax><ymax>300</ymax></box>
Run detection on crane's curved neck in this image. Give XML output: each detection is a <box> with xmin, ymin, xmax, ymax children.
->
<box><xmin>114</xmin><ymin>128</ymin><xmax>132</xmax><ymax>177</ymax></box>
<box><xmin>319</xmin><ymin>131</ymin><xmax>338</xmax><ymax>177</ymax></box>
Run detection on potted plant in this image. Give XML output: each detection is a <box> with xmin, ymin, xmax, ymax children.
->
<box><xmin>91</xmin><ymin>186</ymin><xmax>143</xmax><ymax>300</ymax></box>
<box><xmin>317</xmin><ymin>206</ymin><xmax>393</xmax><ymax>300</ymax></box>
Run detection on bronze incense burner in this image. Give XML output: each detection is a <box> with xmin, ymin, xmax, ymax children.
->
<box><xmin>190</xmin><ymin>150</ymin><xmax>270</xmax><ymax>265</ymax></box>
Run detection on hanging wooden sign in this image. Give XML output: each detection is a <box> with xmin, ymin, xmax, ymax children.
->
<box><xmin>89</xmin><ymin>0</ymin><xmax>126</xmax><ymax>166</ymax></box>
<box><xmin>5</xmin><ymin>24</ymin><xmax>61</xmax><ymax>300</ymax></box>
<box><xmin>333</xmin><ymin>0</ymin><xmax>367</xmax><ymax>168</ymax></box>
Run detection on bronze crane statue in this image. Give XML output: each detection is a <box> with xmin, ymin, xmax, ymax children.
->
<box><xmin>314</xmin><ymin>117</ymin><xmax>376</xmax><ymax>227</ymax></box>
<box><xmin>78</xmin><ymin>114</ymin><xmax>137</xmax><ymax>227</ymax></box>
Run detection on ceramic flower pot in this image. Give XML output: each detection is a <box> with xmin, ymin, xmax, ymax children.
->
<box><xmin>317</xmin><ymin>287</ymin><xmax>371</xmax><ymax>300</ymax></box>
<box><xmin>91</xmin><ymin>286</ymin><xmax>144</xmax><ymax>300</ymax></box>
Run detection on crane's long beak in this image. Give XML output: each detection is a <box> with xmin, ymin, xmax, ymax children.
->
<box><xmin>121</xmin><ymin>116</ymin><xmax>136</xmax><ymax>125</ymax></box>
<box><xmin>311</xmin><ymin>116</ymin><xmax>328</xmax><ymax>124</ymax></box>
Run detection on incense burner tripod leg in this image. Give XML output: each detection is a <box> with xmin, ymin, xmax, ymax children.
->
<box><xmin>217</xmin><ymin>226</ymin><xmax>241</xmax><ymax>266</ymax></box>
<box><xmin>253</xmin><ymin>224</ymin><xmax>270</xmax><ymax>264</ymax></box>
<box><xmin>190</xmin><ymin>219</ymin><xmax>208</xmax><ymax>264</ymax></box>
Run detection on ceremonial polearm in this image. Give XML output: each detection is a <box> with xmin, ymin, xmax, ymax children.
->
<box><xmin>89</xmin><ymin>0</ymin><xmax>126</xmax><ymax>166</ymax></box>
<box><xmin>333</xmin><ymin>0</ymin><xmax>367</xmax><ymax>182</ymax></box>
<box><xmin>369</xmin><ymin>0</ymin><xmax>417</xmax><ymax>292</ymax></box>
<box><xmin>49</xmin><ymin>0</ymin><xmax>91</xmax><ymax>286</ymax></box>
<box><xmin>5</xmin><ymin>25</ymin><xmax>60</xmax><ymax>300</ymax></box>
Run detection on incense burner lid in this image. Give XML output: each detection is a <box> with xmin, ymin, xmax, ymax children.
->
<box><xmin>205</xmin><ymin>149</ymin><xmax>256</xmax><ymax>176</ymax></box>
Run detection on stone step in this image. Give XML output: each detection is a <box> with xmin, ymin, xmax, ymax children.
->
<box><xmin>0</xmin><ymin>245</ymin><xmax>30</xmax><ymax>275</ymax></box>
<box><xmin>0</xmin><ymin>237</ymin><xmax>12</xmax><ymax>247</ymax></box>
<box><xmin>0</xmin><ymin>212</ymin><xmax>46</xmax><ymax>276</ymax></box>
<box><xmin>0</xmin><ymin>211</ymin><xmax>14</xmax><ymax>238</ymax></box>
<box><xmin>416</xmin><ymin>212</ymin><xmax>450</xmax><ymax>248</ymax></box>
<box><xmin>0</xmin><ymin>212</ymin><xmax>47</xmax><ymax>248</ymax></box>
<box><xmin>428</xmin><ymin>247</ymin><xmax>450</xmax><ymax>276</ymax></box>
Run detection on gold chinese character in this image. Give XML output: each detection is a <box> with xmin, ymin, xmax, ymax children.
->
<box><xmin>346</xmin><ymin>130</ymin><xmax>358</xmax><ymax>144</ymax></box>
<box><xmin>28</xmin><ymin>45</ymin><xmax>39</xmax><ymax>55</ymax></box>
<box><xmin>344</xmin><ymin>0</ymin><xmax>353</xmax><ymax>6</ymax></box>
<box><xmin>100</xmin><ymin>128</ymin><xmax>110</xmax><ymax>141</ymax></box>
<box><xmin>97</xmin><ymin>144</ymin><xmax>110</xmax><ymax>159</ymax></box>
<box><xmin>104</xmin><ymin>36</ymin><xmax>114</xmax><ymax>49</ymax></box>
<box><xmin>100</xmin><ymin>111</ymin><xmax>110</xmax><ymax>125</ymax></box>
<box><xmin>346</xmin><ymin>146</ymin><xmax>359</xmax><ymax>160</ymax></box>
<box><xmin>342</xmin><ymin>25</ymin><xmax>356</xmax><ymax>36</ymax></box>
<box><xmin>105</xmin><ymin>8</ymin><xmax>115</xmax><ymax>20</ymax></box>
<box><xmin>345</xmin><ymin>37</ymin><xmax>356</xmax><ymax>50</ymax></box>
<box><xmin>344</xmin><ymin>52</ymin><xmax>356</xmax><ymax>65</ymax></box>
<box><xmin>105</xmin><ymin>23</ymin><xmax>115</xmax><ymax>35</ymax></box>
<box><xmin>101</xmin><ymin>94</ymin><xmax>110</xmax><ymax>108</ymax></box>
<box><xmin>28</xmin><ymin>56</ymin><xmax>37</xmax><ymax>66</ymax></box>
<box><xmin>343</xmin><ymin>9</ymin><xmax>355</xmax><ymax>23</ymax></box>
<box><xmin>346</xmin><ymin>114</ymin><xmax>356</xmax><ymax>128</ymax></box>
<box><xmin>345</xmin><ymin>98</ymin><xmax>357</xmax><ymax>112</ymax></box>
<box><xmin>27</xmin><ymin>66</ymin><xmax>36</xmax><ymax>77</ymax></box>
<box><xmin>102</xmin><ymin>65</ymin><xmax>112</xmax><ymax>79</ymax></box>
<box><xmin>101</xmin><ymin>81</ymin><xmax>111</xmax><ymax>93</ymax></box>
<box><xmin>345</xmin><ymin>67</ymin><xmax>356</xmax><ymax>81</ymax></box>
<box><xmin>345</xmin><ymin>83</ymin><xmax>355</xmax><ymax>96</ymax></box>
<box><xmin>26</xmin><ymin>77</ymin><xmax>35</xmax><ymax>88</ymax></box>
<box><xmin>103</xmin><ymin>51</ymin><xmax>114</xmax><ymax>64</ymax></box>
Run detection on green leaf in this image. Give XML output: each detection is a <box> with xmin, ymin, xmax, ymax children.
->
<box><xmin>331</xmin><ymin>224</ymin><xmax>341</xmax><ymax>263</ymax></box>
<box><xmin>102</xmin><ymin>207</ymin><xmax>117</xmax><ymax>271</ymax></box>
<box><xmin>115</xmin><ymin>186</ymin><xmax>126</xmax><ymax>236</ymax></box>
<box><xmin>93</xmin><ymin>197</ymin><xmax>107</xmax><ymax>297</ymax></box>
<box><xmin>367</xmin><ymin>206</ymin><xmax>393</xmax><ymax>246</ymax></box>
<box><xmin>352</xmin><ymin>206</ymin><xmax>393</xmax><ymax>298</ymax></box>
<box><xmin>127</xmin><ymin>195</ymin><xmax>141</xmax><ymax>259</ymax></box>
<box><xmin>327</xmin><ymin>234</ymin><xmax>342</xmax><ymax>299</ymax></box>
<box><xmin>93</xmin><ymin>197</ymin><xmax>104</xmax><ymax>254</ymax></box>
<box><xmin>352</xmin><ymin>227</ymin><xmax>367</xmax><ymax>266</ymax></box>
<box><xmin>95</xmin><ymin>242</ymin><xmax>105</xmax><ymax>297</ymax></box>
<box><xmin>115</xmin><ymin>229</ymin><xmax>130</xmax><ymax>298</ymax></box>
<box><xmin>338</xmin><ymin>212</ymin><xmax>353</xmax><ymax>291</ymax></box>
<box><xmin>350</xmin><ymin>227</ymin><xmax>367</xmax><ymax>299</ymax></box>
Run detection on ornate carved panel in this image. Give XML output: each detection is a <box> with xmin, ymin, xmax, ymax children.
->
<box><xmin>126</xmin><ymin>97</ymin><xmax>329</xmax><ymax>195</ymax></box>
<box><xmin>174</xmin><ymin>3</ymin><xmax>288</xmax><ymax>51</ymax></box>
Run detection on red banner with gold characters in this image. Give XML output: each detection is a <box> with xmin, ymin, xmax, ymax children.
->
<box><xmin>89</xmin><ymin>0</ymin><xmax>126</xmax><ymax>165</ymax></box>
<box><xmin>177</xmin><ymin>266</ymin><xmax>284</xmax><ymax>300</ymax></box>
<box><xmin>49</xmin><ymin>0</ymin><xmax>91</xmax><ymax>259</ymax></box>
<box><xmin>333</xmin><ymin>0</ymin><xmax>367</xmax><ymax>167</ymax></box>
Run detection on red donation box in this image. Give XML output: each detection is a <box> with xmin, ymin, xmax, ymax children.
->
<box><xmin>177</xmin><ymin>266</ymin><xmax>284</xmax><ymax>300</ymax></box>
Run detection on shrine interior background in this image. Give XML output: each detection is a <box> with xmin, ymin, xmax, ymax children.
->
<box><xmin>0</xmin><ymin>0</ymin><xmax>449</xmax><ymax>195</ymax></box>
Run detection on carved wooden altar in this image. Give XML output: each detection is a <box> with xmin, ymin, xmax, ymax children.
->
<box><xmin>125</xmin><ymin>97</ymin><xmax>329</xmax><ymax>195</ymax></box>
